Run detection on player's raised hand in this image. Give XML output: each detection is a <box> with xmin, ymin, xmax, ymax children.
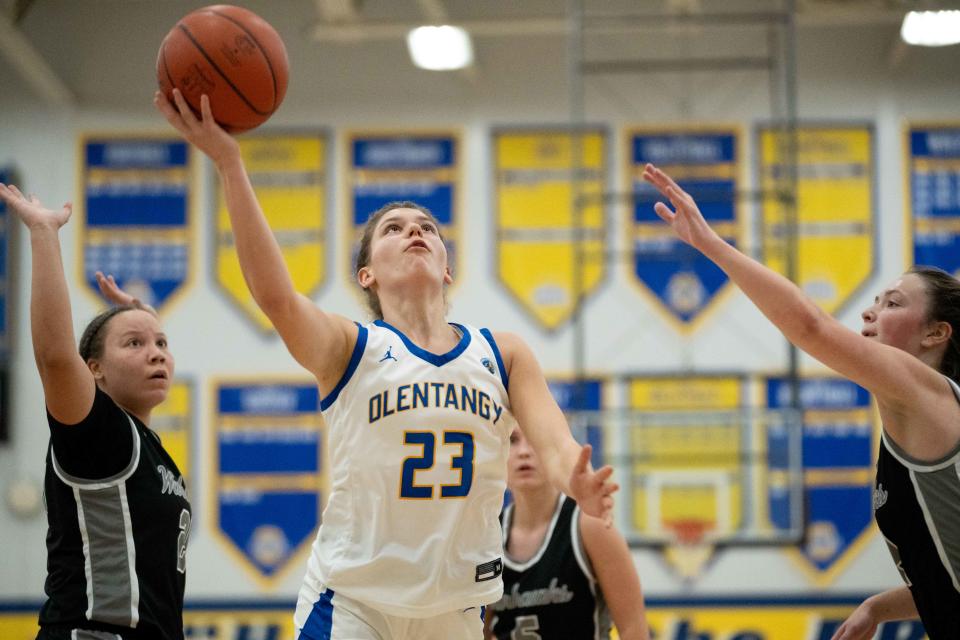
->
<box><xmin>154</xmin><ymin>89</ymin><xmax>239</xmax><ymax>168</ymax></box>
<box><xmin>568</xmin><ymin>444</ymin><xmax>618</xmax><ymax>528</ymax></box>
<box><xmin>641</xmin><ymin>163</ymin><xmax>723</xmax><ymax>253</ymax></box>
<box><xmin>95</xmin><ymin>272</ymin><xmax>158</xmax><ymax>315</ymax></box>
<box><xmin>0</xmin><ymin>184</ymin><xmax>71</xmax><ymax>231</ymax></box>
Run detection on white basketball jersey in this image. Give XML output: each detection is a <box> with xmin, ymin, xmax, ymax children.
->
<box><xmin>299</xmin><ymin>320</ymin><xmax>514</xmax><ymax>618</ymax></box>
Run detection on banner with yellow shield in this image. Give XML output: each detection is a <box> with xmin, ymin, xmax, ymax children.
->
<box><xmin>215</xmin><ymin>134</ymin><xmax>328</xmax><ymax>332</ymax></box>
<box><xmin>493</xmin><ymin>128</ymin><xmax>608</xmax><ymax>331</ymax></box>
<box><xmin>758</xmin><ymin>125</ymin><xmax>876</xmax><ymax>315</ymax></box>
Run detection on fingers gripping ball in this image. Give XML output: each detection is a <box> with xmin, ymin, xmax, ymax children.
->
<box><xmin>157</xmin><ymin>4</ymin><xmax>289</xmax><ymax>133</ymax></box>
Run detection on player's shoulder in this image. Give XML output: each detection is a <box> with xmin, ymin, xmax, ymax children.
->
<box><xmin>576</xmin><ymin>504</ymin><xmax>626</xmax><ymax>548</ymax></box>
<box><xmin>482</xmin><ymin>330</ymin><xmax>528</xmax><ymax>359</ymax></box>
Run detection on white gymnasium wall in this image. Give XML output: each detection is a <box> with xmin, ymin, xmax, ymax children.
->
<box><xmin>1</xmin><ymin>0</ymin><xmax>959</xmax><ymax>602</ymax></box>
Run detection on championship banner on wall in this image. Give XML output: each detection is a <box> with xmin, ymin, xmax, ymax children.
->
<box><xmin>626</xmin><ymin>128</ymin><xmax>742</xmax><ymax>329</ymax></box>
<box><xmin>80</xmin><ymin>136</ymin><xmax>193</xmax><ymax>312</ymax></box>
<box><xmin>494</xmin><ymin>129</ymin><xmax>608</xmax><ymax>330</ymax></box>
<box><xmin>216</xmin><ymin>134</ymin><xmax>327</xmax><ymax>332</ymax></box>
<box><xmin>347</xmin><ymin>131</ymin><xmax>461</xmax><ymax>286</ymax></box>
<box><xmin>764</xmin><ymin>377</ymin><xmax>875</xmax><ymax>585</ymax></box>
<box><xmin>547</xmin><ymin>377</ymin><xmax>605</xmax><ymax>470</ymax></box>
<box><xmin>625</xmin><ymin>376</ymin><xmax>750</xmax><ymax>579</ymax></box>
<box><xmin>907</xmin><ymin>123</ymin><xmax>960</xmax><ymax>276</ymax></box>
<box><xmin>0</xmin><ymin>167</ymin><xmax>11</xmax><ymax>359</ymax></box>
<box><xmin>758</xmin><ymin>125</ymin><xmax>876</xmax><ymax>314</ymax></box>
<box><xmin>152</xmin><ymin>378</ymin><xmax>193</xmax><ymax>488</ymax></box>
<box><xmin>211</xmin><ymin>379</ymin><xmax>325</xmax><ymax>585</ymax></box>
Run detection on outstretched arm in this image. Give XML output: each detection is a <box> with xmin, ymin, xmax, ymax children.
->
<box><xmin>831</xmin><ymin>587</ymin><xmax>917</xmax><ymax>640</ymax></box>
<box><xmin>643</xmin><ymin>163</ymin><xmax>947</xmax><ymax>409</ymax></box>
<box><xmin>154</xmin><ymin>90</ymin><xmax>356</xmax><ymax>391</ymax></box>
<box><xmin>496</xmin><ymin>332</ymin><xmax>618</xmax><ymax>525</ymax></box>
<box><xmin>580</xmin><ymin>514</ymin><xmax>649</xmax><ymax>640</ymax></box>
<box><xmin>0</xmin><ymin>184</ymin><xmax>94</xmax><ymax>424</ymax></box>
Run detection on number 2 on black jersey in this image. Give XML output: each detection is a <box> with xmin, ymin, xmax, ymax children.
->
<box><xmin>400</xmin><ymin>430</ymin><xmax>475</xmax><ymax>499</ymax></box>
<box><xmin>177</xmin><ymin>509</ymin><xmax>191</xmax><ymax>574</ymax></box>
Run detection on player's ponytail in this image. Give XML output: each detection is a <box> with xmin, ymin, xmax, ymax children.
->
<box><xmin>909</xmin><ymin>266</ymin><xmax>960</xmax><ymax>385</ymax></box>
<box><xmin>354</xmin><ymin>201</ymin><xmax>444</xmax><ymax>320</ymax></box>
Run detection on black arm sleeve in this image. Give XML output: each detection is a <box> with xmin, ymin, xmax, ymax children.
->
<box><xmin>48</xmin><ymin>386</ymin><xmax>136</xmax><ymax>480</ymax></box>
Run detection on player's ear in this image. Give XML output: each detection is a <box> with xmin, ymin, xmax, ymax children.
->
<box><xmin>87</xmin><ymin>359</ymin><xmax>104</xmax><ymax>380</ymax></box>
<box><xmin>921</xmin><ymin>319</ymin><xmax>952</xmax><ymax>348</ymax></box>
<box><xmin>358</xmin><ymin>266</ymin><xmax>374</xmax><ymax>289</ymax></box>
<box><xmin>443</xmin><ymin>265</ymin><xmax>453</xmax><ymax>285</ymax></box>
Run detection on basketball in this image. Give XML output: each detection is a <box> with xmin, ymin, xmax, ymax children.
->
<box><xmin>156</xmin><ymin>4</ymin><xmax>289</xmax><ymax>134</ymax></box>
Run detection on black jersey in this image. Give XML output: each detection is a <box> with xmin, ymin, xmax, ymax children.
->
<box><xmin>491</xmin><ymin>495</ymin><xmax>611</xmax><ymax>640</ymax></box>
<box><xmin>39</xmin><ymin>386</ymin><xmax>191</xmax><ymax>640</ymax></box>
<box><xmin>874</xmin><ymin>376</ymin><xmax>960</xmax><ymax>639</ymax></box>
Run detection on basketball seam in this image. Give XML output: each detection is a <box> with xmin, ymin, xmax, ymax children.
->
<box><xmin>176</xmin><ymin>22</ymin><xmax>272</xmax><ymax>118</ymax></box>
<box><xmin>206</xmin><ymin>8</ymin><xmax>281</xmax><ymax>112</ymax></box>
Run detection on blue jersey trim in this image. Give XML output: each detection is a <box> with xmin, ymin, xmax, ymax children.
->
<box><xmin>300</xmin><ymin>588</ymin><xmax>335</xmax><ymax>639</ymax></box>
<box><xmin>480</xmin><ymin>328</ymin><xmax>509</xmax><ymax>391</ymax></box>
<box><xmin>320</xmin><ymin>324</ymin><xmax>368</xmax><ymax>411</ymax></box>
<box><xmin>374</xmin><ymin>319</ymin><xmax>471</xmax><ymax>366</ymax></box>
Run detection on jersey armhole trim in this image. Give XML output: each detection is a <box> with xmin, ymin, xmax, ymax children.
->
<box><xmin>52</xmin><ymin>413</ymin><xmax>141</xmax><ymax>490</ymax></box>
<box><xmin>320</xmin><ymin>323</ymin><xmax>368</xmax><ymax>411</ymax></box>
<box><xmin>881</xmin><ymin>429</ymin><xmax>960</xmax><ymax>472</ymax></box>
<box><xmin>480</xmin><ymin>328</ymin><xmax>509</xmax><ymax>391</ymax></box>
<box><xmin>571</xmin><ymin>505</ymin><xmax>598</xmax><ymax>584</ymax></box>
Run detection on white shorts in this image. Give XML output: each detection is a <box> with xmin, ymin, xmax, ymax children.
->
<box><xmin>295</xmin><ymin>586</ymin><xmax>486</xmax><ymax>640</ymax></box>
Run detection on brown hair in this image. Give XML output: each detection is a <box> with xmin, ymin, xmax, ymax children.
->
<box><xmin>354</xmin><ymin>201</ymin><xmax>445</xmax><ymax>319</ymax></box>
<box><xmin>909</xmin><ymin>266</ymin><xmax>960</xmax><ymax>384</ymax></box>
<box><xmin>78</xmin><ymin>303</ymin><xmax>155</xmax><ymax>362</ymax></box>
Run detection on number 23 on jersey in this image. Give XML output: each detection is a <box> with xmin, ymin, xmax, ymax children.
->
<box><xmin>400</xmin><ymin>430</ymin><xmax>475</xmax><ymax>499</ymax></box>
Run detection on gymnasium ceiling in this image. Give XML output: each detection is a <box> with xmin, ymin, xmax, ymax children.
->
<box><xmin>0</xmin><ymin>0</ymin><xmax>956</xmax><ymax>115</ymax></box>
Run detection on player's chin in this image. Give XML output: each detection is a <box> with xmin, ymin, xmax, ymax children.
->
<box><xmin>141</xmin><ymin>384</ymin><xmax>170</xmax><ymax>405</ymax></box>
<box><xmin>510</xmin><ymin>474</ymin><xmax>544</xmax><ymax>489</ymax></box>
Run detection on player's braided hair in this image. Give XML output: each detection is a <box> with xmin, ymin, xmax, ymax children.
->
<box><xmin>78</xmin><ymin>303</ymin><xmax>152</xmax><ymax>361</ymax></box>
<box><xmin>909</xmin><ymin>266</ymin><xmax>960</xmax><ymax>385</ymax></box>
<box><xmin>354</xmin><ymin>201</ymin><xmax>445</xmax><ymax>320</ymax></box>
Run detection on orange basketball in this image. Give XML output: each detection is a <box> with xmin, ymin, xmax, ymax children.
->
<box><xmin>157</xmin><ymin>4</ymin><xmax>289</xmax><ymax>133</ymax></box>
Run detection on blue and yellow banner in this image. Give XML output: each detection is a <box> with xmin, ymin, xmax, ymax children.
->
<box><xmin>153</xmin><ymin>378</ymin><xmax>193</xmax><ymax>487</ymax></box>
<box><xmin>626</xmin><ymin>375</ymin><xmax>749</xmax><ymax>581</ymax></box>
<box><xmin>2</xmin><ymin>597</ymin><xmax>929</xmax><ymax>640</ymax></box>
<box><xmin>626</xmin><ymin>128</ymin><xmax>742</xmax><ymax>329</ymax></box>
<box><xmin>216</xmin><ymin>134</ymin><xmax>328</xmax><ymax>332</ymax></box>
<box><xmin>765</xmin><ymin>377</ymin><xmax>876</xmax><ymax>584</ymax></box>
<box><xmin>759</xmin><ymin>125</ymin><xmax>876</xmax><ymax>314</ymax></box>
<box><xmin>347</xmin><ymin>131</ymin><xmax>461</xmax><ymax>286</ymax></box>
<box><xmin>547</xmin><ymin>377</ymin><xmax>605</xmax><ymax>469</ymax></box>
<box><xmin>645</xmin><ymin>598</ymin><xmax>927</xmax><ymax>640</ymax></box>
<box><xmin>211</xmin><ymin>379</ymin><xmax>326</xmax><ymax>585</ymax></box>
<box><xmin>906</xmin><ymin>124</ymin><xmax>960</xmax><ymax>276</ymax></box>
<box><xmin>494</xmin><ymin>129</ymin><xmax>608</xmax><ymax>330</ymax></box>
<box><xmin>80</xmin><ymin>136</ymin><xmax>193</xmax><ymax>312</ymax></box>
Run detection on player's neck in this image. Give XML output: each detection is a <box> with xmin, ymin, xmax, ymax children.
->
<box><xmin>115</xmin><ymin>400</ymin><xmax>151</xmax><ymax>426</ymax></box>
<box><xmin>511</xmin><ymin>486</ymin><xmax>561</xmax><ymax>529</ymax></box>
<box><xmin>380</xmin><ymin>296</ymin><xmax>455</xmax><ymax>351</ymax></box>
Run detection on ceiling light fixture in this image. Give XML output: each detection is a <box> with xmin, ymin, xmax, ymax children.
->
<box><xmin>900</xmin><ymin>10</ymin><xmax>960</xmax><ymax>47</ymax></box>
<box><xmin>406</xmin><ymin>25</ymin><xmax>474</xmax><ymax>70</ymax></box>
